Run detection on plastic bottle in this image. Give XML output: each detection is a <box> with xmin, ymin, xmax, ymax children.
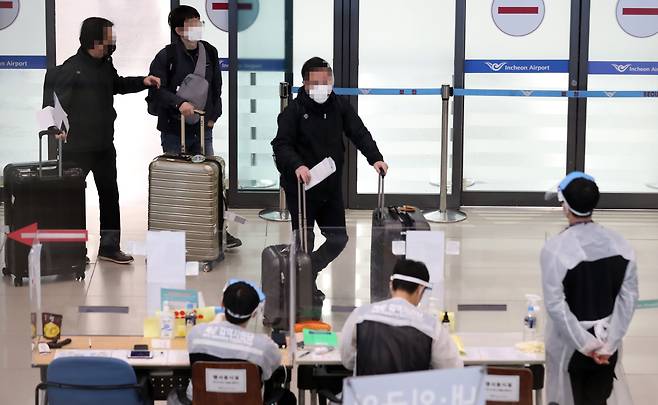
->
<box><xmin>441</xmin><ymin>311</ymin><xmax>451</xmax><ymax>334</ymax></box>
<box><xmin>160</xmin><ymin>301</ymin><xmax>174</xmax><ymax>339</ymax></box>
<box><xmin>185</xmin><ymin>303</ymin><xmax>196</xmax><ymax>333</ymax></box>
<box><xmin>523</xmin><ymin>294</ymin><xmax>541</xmax><ymax>342</ymax></box>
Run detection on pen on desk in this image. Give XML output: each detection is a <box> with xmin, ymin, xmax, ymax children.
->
<box><xmin>88</xmin><ymin>337</ymin><xmax>92</xmax><ymax>349</ymax></box>
<box><xmin>298</xmin><ymin>350</ymin><xmax>311</xmax><ymax>358</ymax></box>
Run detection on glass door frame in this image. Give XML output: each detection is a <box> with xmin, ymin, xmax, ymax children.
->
<box><xmin>343</xmin><ymin>0</ymin><xmax>463</xmax><ymax>210</ymax></box>
<box><xmin>181</xmin><ymin>0</ymin><xmax>658</xmax><ymax>209</ymax></box>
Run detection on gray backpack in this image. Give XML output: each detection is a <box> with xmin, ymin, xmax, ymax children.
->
<box><xmin>177</xmin><ymin>42</ymin><xmax>209</xmax><ymax>125</ymax></box>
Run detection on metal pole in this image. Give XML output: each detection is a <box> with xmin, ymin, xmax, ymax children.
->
<box><xmin>288</xmin><ymin>230</ymin><xmax>298</xmax><ymax>371</ymax></box>
<box><xmin>424</xmin><ymin>85</ymin><xmax>467</xmax><ymax>223</ymax></box>
<box><xmin>260</xmin><ymin>82</ymin><xmax>292</xmax><ymax>222</ymax></box>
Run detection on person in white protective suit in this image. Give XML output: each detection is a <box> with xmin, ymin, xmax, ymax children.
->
<box><xmin>541</xmin><ymin>171</ymin><xmax>639</xmax><ymax>405</ymax></box>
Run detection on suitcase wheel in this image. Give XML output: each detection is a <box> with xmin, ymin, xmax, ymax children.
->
<box><xmin>75</xmin><ymin>272</ymin><xmax>86</xmax><ymax>282</ymax></box>
<box><xmin>13</xmin><ymin>277</ymin><xmax>23</xmax><ymax>287</ymax></box>
<box><xmin>202</xmin><ymin>262</ymin><xmax>212</xmax><ymax>273</ymax></box>
<box><xmin>1</xmin><ymin>267</ymin><xmax>8</xmax><ymax>276</ymax></box>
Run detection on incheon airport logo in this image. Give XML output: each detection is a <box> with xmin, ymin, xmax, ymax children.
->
<box><xmin>612</xmin><ymin>63</ymin><xmax>632</xmax><ymax>73</ymax></box>
<box><xmin>0</xmin><ymin>0</ymin><xmax>19</xmax><ymax>31</ymax></box>
<box><xmin>485</xmin><ymin>62</ymin><xmax>507</xmax><ymax>72</ymax></box>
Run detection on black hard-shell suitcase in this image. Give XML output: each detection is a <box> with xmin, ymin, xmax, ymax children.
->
<box><xmin>370</xmin><ymin>173</ymin><xmax>430</xmax><ymax>302</ymax></box>
<box><xmin>262</xmin><ymin>182</ymin><xmax>315</xmax><ymax>330</ymax></box>
<box><xmin>2</xmin><ymin>132</ymin><xmax>86</xmax><ymax>286</ymax></box>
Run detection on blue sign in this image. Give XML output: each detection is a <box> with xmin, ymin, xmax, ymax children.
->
<box><xmin>465</xmin><ymin>59</ymin><xmax>568</xmax><ymax>74</ymax></box>
<box><xmin>589</xmin><ymin>61</ymin><xmax>658</xmax><ymax>75</ymax></box>
<box><xmin>0</xmin><ymin>55</ymin><xmax>47</xmax><ymax>69</ymax></box>
<box><xmin>219</xmin><ymin>58</ymin><xmax>286</xmax><ymax>72</ymax></box>
<box><xmin>342</xmin><ymin>367</ymin><xmax>486</xmax><ymax>405</ymax></box>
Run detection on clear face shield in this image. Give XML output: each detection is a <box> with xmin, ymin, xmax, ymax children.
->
<box><xmin>221</xmin><ymin>279</ymin><xmax>265</xmax><ymax>331</ymax></box>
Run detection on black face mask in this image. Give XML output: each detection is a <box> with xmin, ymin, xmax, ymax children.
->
<box><xmin>105</xmin><ymin>43</ymin><xmax>116</xmax><ymax>57</ymax></box>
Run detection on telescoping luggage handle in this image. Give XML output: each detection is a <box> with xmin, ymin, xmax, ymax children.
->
<box><xmin>180</xmin><ymin>110</ymin><xmax>206</xmax><ymax>156</ymax></box>
<box><xmin>377</xmin><ymin>169</ymin><xmax>386</xmax><ymax>217</ymax></box>
<box><xmin>297</xmin><ymin>181</ymin><xmax>308</xmax><ymax>254</ymax></box>
<box><xmin>38</xmin><ymin>128</ymin><xmax>64</xmax><ymax>178</ymax></box>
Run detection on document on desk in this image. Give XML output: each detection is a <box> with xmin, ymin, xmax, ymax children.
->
<box><xmin>54</xmin><ymin>350</ymin><xmax>116</xmax><ymax>359</ymax></box>
<box><xmin>304</xmin><ymin>157</ymin><xmax>336</xmax><ymax>191</ymax></box>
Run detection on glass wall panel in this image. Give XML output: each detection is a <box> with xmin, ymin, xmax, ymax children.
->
<box><xmin>585</xmin><ymin>0</ymin><xmax>658</xmax><ymax>193</ymax></box>
<box><xmin>0</xmin><ymin>1</ymin><xmax>47</xmax><ymax>173</ymax></box>
<box><xmin>236</xmin><ymin>0</ymin><xmax>286</xmax><ymax>191</ymax></box>
<box><xmin>463</xmin><ymin>0</ymin><xmax>571</xmax><ymax>192</ymax></box>
<box><xmin>357</xmin><ymin>0</ymin><xmax>455</xmax><ymax>195</ymax></box>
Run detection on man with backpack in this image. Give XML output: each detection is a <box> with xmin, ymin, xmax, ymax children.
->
<box><xmin>148</xmin><ymin>5</ymin><xmax>241</xmax><ymax>249</ymax></box>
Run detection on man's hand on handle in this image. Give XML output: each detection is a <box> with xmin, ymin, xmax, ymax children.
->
<box><xmin>179</xmin><ymin>102</ymin><xmax>195</xmax><ymax>118</ymax></box>
<box><xmin>373</xmin><ymin>161</ymin><xmax>388</xmax><ymax>176</ymax></box>
<box><xmin>295</xmin><ymin>165</ymin><xmax>311</xmax><ymax>185</ymax></box>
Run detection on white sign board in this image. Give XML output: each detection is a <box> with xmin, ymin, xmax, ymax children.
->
<box><xmin>206</xmin><ymin>0</ymin><xmax>260</xmax><ymax>32</ymax></box>
<box><xmin>485</xmin><ymin>374</ymin><xmax>520</xmax><ymax>402</ymax></box>
<box><xmin>616</xmin><ymin>0</ymin><xmax>658</xmax><ymax>38</ymax></box>
<box><xmin>205</xmin><ymin>369</ymin><xmax>247</xmax><ymax>393</ymax></box>
<box><xmin>406</xmin><ymin>231</ymin><xmax>445</xmax><ymax>309</ymax></box>
<box><xmin>492</xmin><ymin>0</ymin><xmax>545</xmax><ymax>37</ymax></box>
<box><xmin>146</xmin><ymin>231</ymin><xmax>186</xmax><ymax>315</ymax></box>
<box><xmin>0</xmin><ymin>0</ymin><xmax>19</xmax><ymax>31</ymax></box>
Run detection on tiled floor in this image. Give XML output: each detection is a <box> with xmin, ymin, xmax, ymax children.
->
<box><xmin>1</xmin><ymin>205</ymin><xmax>657</xmax><ymax>403</ymax></box>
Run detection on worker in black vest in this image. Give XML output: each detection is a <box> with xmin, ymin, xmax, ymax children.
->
<box><xmin>272</xmin><ymin>57</ymin><xmax>388</xmax><ymax>304</ymax></box>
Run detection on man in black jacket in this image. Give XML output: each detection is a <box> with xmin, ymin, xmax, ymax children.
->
<box><xmin>272</xmin><ymin>57</ymin><xmax>388</xmax><ymax>303</ymax></box>
<box><xmin>44</xmin><ymin>17</ymin><xmax>160</xmax><ymax>264</ymax></box>
<box><xmin>148</xmin><ymin>5</ymin><xmax>241</xmax><ymax>249</ymax></box>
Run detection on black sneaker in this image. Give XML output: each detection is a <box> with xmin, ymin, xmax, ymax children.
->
<box><xmin>98</xmin><ymin>250</ymin><xmax>134</xmax><ymax>265</ymax></box>
<box><xmin>226</xmin><ymin>232</ymin><xmax>242</xmax><ymax>249</ymax></box>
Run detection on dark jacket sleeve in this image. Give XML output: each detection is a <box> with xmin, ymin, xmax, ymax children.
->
<box><xmin>341</xmin><ymin>101</ymin><xmax>383</xmax><ymax>165</ymax></box>
<box><xmin>111</xmin><ymin>60</ymin><xmax>147</xmax><ymax>95</ymax></box>
<box><xmin>271</xmin><ymin>103</ymin><xmax>305</xmax><ymax>176</ymax></box>
<box><xmin>149</xmin><ymin>48</ymin><xmax>186</xmax><ymax>111</ymax></box>
<box><xmin>42</xmin><ymin>64</ymin><xmax>77</xmax><ymax>110</ymax></box>
<box><xmin>207</xmin><ymin>43</ymin><xmax>222</xmax><ymax>123</ymax></box>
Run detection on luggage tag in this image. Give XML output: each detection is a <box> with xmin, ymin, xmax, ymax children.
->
<box><xmin>224</xmin><ymin>211</ymin><xmax>247</xmax><ymax>225</ymax></box>
<box><xmin>391</xmin><ymin>240</ymin><xmax>406</xmax><ymax>256</ymax></box>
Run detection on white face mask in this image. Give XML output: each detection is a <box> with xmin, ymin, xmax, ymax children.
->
<box><xmin>186</xmin><ymin>26</ymin><xmax>203</xmax><ymax>42</ymax></box>
<box><xmin>308</xmin><ymin>84</ymin><xmax>332</xmax><ymax>104</ymax></box>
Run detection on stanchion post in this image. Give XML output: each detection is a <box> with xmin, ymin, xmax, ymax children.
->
<box><xmin>424</xmin><ymin>84</ymin><xmax>467</xmax><ymax>223</ymax></box>
<box><xmin>259</xmin><ymin>82</ymin><xmax>292</xmax><ymax>222</ymax></box>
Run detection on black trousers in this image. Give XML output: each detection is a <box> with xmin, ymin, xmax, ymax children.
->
<box><xmin>568</xmin><ymin>351</ymin><xmax>618</xmax><ymax>405</ymax></box>
<box><xmin>64</xmin><ymin>146</ymin><xmax>121</xmax><ymax>252</ymax></box>
<box><xmin>286</xmin><ymin>187</ymin><xmax>349</xmax><ymax>275</ymax></box>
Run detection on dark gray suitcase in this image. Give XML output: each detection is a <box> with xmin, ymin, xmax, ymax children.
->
<box><xmin>262</xmin><ymin>182</ymin><xmax>315</xmax><ymax>330</ymax></box>
<box><xmin>370</xmin><ymin>173</ymin><xmax>430</xmax><ymax>302</ymax></box>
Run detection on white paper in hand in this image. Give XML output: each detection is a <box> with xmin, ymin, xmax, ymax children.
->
<box><xmin>36</xmin><ymin>106</ymin><xmax>56</xmax><ymax>130</ymax></box>
<box><xmin>53</xmin><ymin>93</ymin><xmax>69</xmax><ymax>131</ymax></box>
<box><xmin>304</xmin><ymin>157</ymin><xmax>337</xmax><ymax>191</ymax></box>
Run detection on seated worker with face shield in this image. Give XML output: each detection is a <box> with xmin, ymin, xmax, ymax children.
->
<box><xmin>542</xmin><ymin>172</ymin><xmax>639</xmax><ymax>405</ymax></box>
<box><xmin>168</xmin><ymin>282</ymin><xmax>295</xmax><ymax>404</ymax></box>
<box><xmin>340</xmin><ymin>259</ymin><xmax>463</xmax><ymax>375</ymax></box>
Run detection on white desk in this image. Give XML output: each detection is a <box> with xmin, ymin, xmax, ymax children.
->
<box><xmin>294</xmin><ymin>332</ymin><xmax>545</xmax><ymax>366</ymax></box>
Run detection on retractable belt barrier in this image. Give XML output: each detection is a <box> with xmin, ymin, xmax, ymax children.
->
<box><xmin>292</xmin><ymin>86</ymin><xmax>658</xmax><ymax>98</ymax></box>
